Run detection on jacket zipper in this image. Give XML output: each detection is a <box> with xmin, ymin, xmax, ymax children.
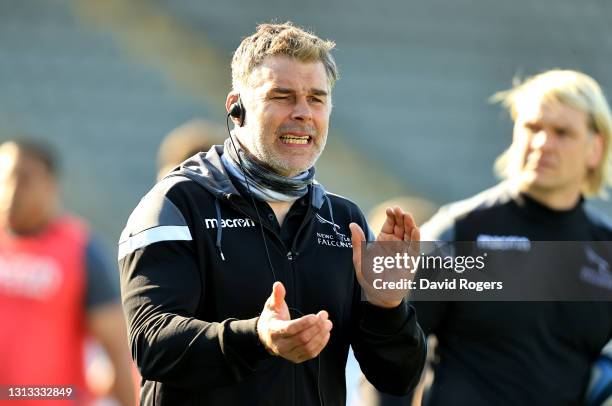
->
<box><xmin>289</xmin><ymin>245</ymin><xmax>297</xmax><ymax>406</ymax></box>
<box><xmin>290</xmin><ymin>204</ymin><xmax>314</xmax><ymax>257</ymax></box>
<box><xmin>288</xmin><ymin>205</ymin><xmax>314</xmax><ymax>406</ymax></box>
<box><xmin>226</xmin><ymin>194</ymin><xmax>301</xmax><ymax>406</ymax></box>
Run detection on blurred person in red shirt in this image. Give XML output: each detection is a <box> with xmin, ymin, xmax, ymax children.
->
<box><xmin>0</xmin><ymin>138</ymin><xmax>135</xmax><ymax>406</ymax></box>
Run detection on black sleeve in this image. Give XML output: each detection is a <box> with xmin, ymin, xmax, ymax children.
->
<box><xmin>118</xmin><ymin>185</ymin><xmax>269</xmax><ymax>390</ymax></box>
<box><xmin>349</xmin><ymin>205</ymin><xmax>427</xmax><ymax>396</ymax></box>
<box><xmin>351</xmin><ymin>298</ymin><xmax>427</xmax><ymax>396</ymax></box>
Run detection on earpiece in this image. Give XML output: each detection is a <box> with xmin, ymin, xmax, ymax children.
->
<box><xmin>228</xmin><ymin>97</ymin><xmax>246</xmax><ymax>127</ymax></box>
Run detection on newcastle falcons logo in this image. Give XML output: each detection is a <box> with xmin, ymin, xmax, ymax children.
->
<box><xmin>315</xmin><ymin>213</ymin><xmax>341</xmax><ymax>230</ymax></box>
<box><xmin>580</xmin><ymin>245</ymin><xmax>612</xmax><ymax>290</ymax></box>
<box><xmin>315</xmin><ymin>213</ymin><xmax>352</xmax><ymax>248</ymax></box>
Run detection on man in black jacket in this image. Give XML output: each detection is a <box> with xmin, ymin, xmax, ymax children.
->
<box><xmin>118</xmin><ymin>22</ymin><xmax>426</xmax><ymax>405</ymax></box>
<box><xmin>361</xmin><ymin>70</ymin><xmax>612</xmax><ymax>405</ymax></box>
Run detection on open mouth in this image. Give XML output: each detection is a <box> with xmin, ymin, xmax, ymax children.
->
<box><xmin>279</xmin><ymin>135</ymin><xmax>312</xmax><ymax>145</ymax></box>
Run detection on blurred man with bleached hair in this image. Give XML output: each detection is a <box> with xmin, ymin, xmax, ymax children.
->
<box><xmin>362</xmin><ymin>69</ymin><xmax>612</xmax><ymax>405</ymax></box>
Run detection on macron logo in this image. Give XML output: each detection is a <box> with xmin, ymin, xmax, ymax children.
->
<box><xmin>204</xmin><ymin>218</ymin><xmax>255</xmax><ymax>229</ymax></box>
<box><xmin>476</xmin><ymin>234</ymin><xmax>531</xmax><ymax>251</ymax></box>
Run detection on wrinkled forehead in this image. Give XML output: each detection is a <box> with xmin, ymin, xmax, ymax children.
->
<box><xmin>246</xmin><ymin>56</ymin><xmax>330</xmax><ymax>94</ymax></box>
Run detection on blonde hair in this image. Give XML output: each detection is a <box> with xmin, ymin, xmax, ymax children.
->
<box><xmin>231</xmin><ymin>22</ymin><xmax>338</xmax><ymax>92</ymax></box>
<box><xmin>492</xmin><ymin>69</ymin><xmax>612</xmax><ymax>197</ymax></box>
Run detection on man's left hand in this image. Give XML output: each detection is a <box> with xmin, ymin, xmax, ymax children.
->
<box><xmin>350</xmin><ymin>206</ymin><xmax>420</xmax><ymax>309</ymax></box>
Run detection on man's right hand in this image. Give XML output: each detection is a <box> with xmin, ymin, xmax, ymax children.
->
<box><xmin>257</xmin><ymin>282</ymin><xmax>333</xmax><ymax>363</ymax></box>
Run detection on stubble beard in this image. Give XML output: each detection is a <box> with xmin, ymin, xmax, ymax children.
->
<box><xmin>251</xmin><ymin>134</ymin><xmax>326</xmax><ymax>178</ymax></box>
